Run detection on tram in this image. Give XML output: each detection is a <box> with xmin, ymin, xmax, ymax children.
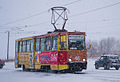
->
<box><xmin>15</xmin><ymin>7</ymin><xmax>87</xmax><ymax>73</ymax></box>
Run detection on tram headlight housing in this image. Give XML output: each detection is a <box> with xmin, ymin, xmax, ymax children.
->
<box><xmin>69</xmin><ymin>59</ymin><xmax>72</xmax><ymax>62</ymax></box>
<box><xmin>83</xmin><ymin>59</ymin><xmax>86</xmax><ymax>61</ymax></box>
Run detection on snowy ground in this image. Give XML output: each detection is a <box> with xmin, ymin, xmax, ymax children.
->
<box><xmin>0</xmin><ymin>59</ymin><xmax>120</xmax><ymax>82</ymax></box>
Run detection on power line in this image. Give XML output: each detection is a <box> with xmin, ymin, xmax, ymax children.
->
<box><xmin>1</xmin><ymin>0</ymin><xmax>120</xmax><ymax>32</ymax></box>
<box><xmin>2</xmin><ymin>10</ymin><xmax>47</xmax><ymax>25</ymax></box>
<box><xmin>20</xmin><ymin>18</ymin><xmax>120</xmax><ymax>30</ymax></box>
<box><xmin>68</xmin><ymin>18</ymin><xmax>120</xmax><ymax>24</ymax></box>
<box><xmin>1</xmin><ymin>17</ymin><xmax>120</xmax><ymax>28</ymax></box>
<box><xmin>0</xmin><ymin>0</ymin><xmax>83</xmax><ymax>32</ymax></box>
<box><xmin>1</xmin><ymin>17</ymin><xmax>120</xmax><ymax>33</ymax></box>
<box><xmin>71</xmin><ymin>1</ymin><xmax>120</xmax><ymax>18</ymax></box>
<box><xmin>0</xmin><ymin>21</ymin><xmax>50</xmax><ymax>33</ymax></box>
<box><xmin>1</xmin><ymin>0</ymin><xmax>82</xmax><ymax>26</ymax></box>
<box><xmin>28</xmin><ymin>21</ymin><xmax>49</xmax><ymax>27</ymax></box>
<box><xmin>63</xmin><ymin>0</ymin><xmax>82</xmax><ymax>6</ymax></box>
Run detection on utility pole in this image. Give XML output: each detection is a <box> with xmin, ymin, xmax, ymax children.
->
<box><xmin>7</xmin><ymin>31</ymin><xmax>10</xmax><ymax>60</ymax></box>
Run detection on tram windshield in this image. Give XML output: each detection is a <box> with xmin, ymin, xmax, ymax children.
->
<box><xmin>68</xmin><ymin>35</ymin><xmax>85</xmax><ymax>50</ymax></box>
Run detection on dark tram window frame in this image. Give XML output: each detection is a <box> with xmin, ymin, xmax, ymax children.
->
<box><xmin>52</xmin><ymin>36</ymin><xmax>58</xmax><ymax>51</ymax></box>
<box><xmin>35</xmin><ymin>38</ymin><xmax>41</xmax><ymax>51</ymax></box>
<box><xmin>45</xmin><ymin>37</ymin><xmax>52</xmax><ymax>51</ymax></box>
<box><xmin>23</xmin><ymin>40</ymin><xmax>27</xmax><ymax>52</ymax></box>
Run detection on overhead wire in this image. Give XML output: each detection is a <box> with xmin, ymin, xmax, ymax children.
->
<box><xmin>1</xmin><ymin>0</ymin><xmax>82</xmax><ymax>26</ymax></box>
<box><xmin>10</xmin><ymin>1</ymin><xmax>120</xmax><ymax>29</ymax></box>
<box><xmin>21</xmin><ymin>17</ymin><xmax>120</xmax><ymax>31</ymax></box>
<box><xmin>68</xmin><ymin>17</ymin><xmax>120</xmax><ymax>24</ymax></box>
<box><xmin>0</xmin><ymin>0</ymin><xmax>83</xmax><ymax>35</ymax></box>
<box><xmin>2</xmin><ymin>10</ymin><xmax>47</xmax><ymax>26</ymax></box>
<box><xmin>62</xmin><ymin>0</ymin><xmax>82</xmax><ymax>6</ymax></box>
<box><xmin>1</xmin><ymin>17</ymin><xmax>120</xmax><ymax>29</ymax></box>
<box><xmin>1</xmin><ymin>0</ymin><xmax>120</xmax><ymax>36</ymax></box>
<box><xmin>0</xmin><ymin>0</ymin><xmax>83</xmax><ymax>36</ymax></box>
<box><xmin>70</xmin><ymin>1</ymin><xmax>120</xmax><ymax>18</ymax></box>
<box><xmin>1</xmin><ymin>0</ymin><xmax>120</xmax><ymax>27</ymax></box>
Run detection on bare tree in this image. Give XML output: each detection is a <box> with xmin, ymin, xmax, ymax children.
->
<box><xmin>87</xmin><ymin>37</ymin><xmax>120</xmax><ymax>58</ymax></box>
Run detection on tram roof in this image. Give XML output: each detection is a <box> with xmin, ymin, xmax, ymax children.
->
<box><xmin>34</xmin><ymin>32</ymin><xmax>85</xmax><ymax>38</ymax></box>
<box><xmin>16</xmin><ymin>32</ymin><xmax>85</xmax><ymax>41</ymax></box>
<box><xmin>15</xmin><ymin>37</ymin><xmax>33</xmax><ymax>41</ymax></box>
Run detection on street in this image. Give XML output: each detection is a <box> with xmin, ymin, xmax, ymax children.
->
<box><xmin>0</xmin><ymin>59</ymin><xmax>120</xmax><ymax>82</ymax></box>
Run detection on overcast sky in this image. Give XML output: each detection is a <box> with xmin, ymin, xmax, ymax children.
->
<box><xmin>0</xmin><ymin>0</ymin><xmax>120</xmax><ymax>59</ymax></box>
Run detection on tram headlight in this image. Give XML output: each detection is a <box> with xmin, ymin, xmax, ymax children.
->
<box><xmin>69</xmin><ymin>59</ymin><xmax>72</xmax><ymax>62</ymax></box>
<box><xmin>83</xmin><ymin>59</ymin><xmax>86</xmax><ymax>61</ymax></box>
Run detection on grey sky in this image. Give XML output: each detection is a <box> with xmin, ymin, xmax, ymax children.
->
<box><xmin>0</xmin><ymin>0</ymin><xmax>120</xmax><ymax>59</ymax></box>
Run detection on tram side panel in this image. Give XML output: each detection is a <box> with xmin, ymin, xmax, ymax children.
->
<box><xmin>35</xmin><ymin>51</ymin><xmax>59</xmax><ymax>70</ymax></box>
<box><xmin>34</xmin><ymin>51</ymin><xmax>69</xmax><ymax>71</ymax></box>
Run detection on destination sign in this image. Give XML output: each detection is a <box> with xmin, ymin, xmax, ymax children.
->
<box><xmin>69</xmin><ymin>35</ymin><xmax>84</xmax><ymax>40</ymax></box>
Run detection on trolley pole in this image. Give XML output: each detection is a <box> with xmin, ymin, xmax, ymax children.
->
<box><xmin>7</xmin><ymin>31</ymin><xmax>10</xmax><ymax>60</ymax></box>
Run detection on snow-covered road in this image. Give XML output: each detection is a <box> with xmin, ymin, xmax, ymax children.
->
<box><xmin>0</xmin><ymin>59</ymin><xmax>120</xmax><ymax>82</ymax></box>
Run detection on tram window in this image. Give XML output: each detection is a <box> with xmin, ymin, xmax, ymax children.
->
<box><xmin>68</xmin><ymin>35</ymin><xmax>85</xmax><ymax>50</ymax></box>
<box><xmin>35</xmin><ymin>38</ymin><xmax>40</xmax><ymax>51</ymax></box>
<box><xmin>46</xmin><ymin>37</ymin><xmax>51</xmax><ymax>51</ymax></box>
<box><xmin>52</xmin><ymin>36</ymin><xmax>58</xmax><ymax>51</ymax></box>
<box><xmin>30</xmin><ymin>40</ymin><xmax>34</xmax><ymax>52</ymax></box>
<box><xmin>15</xmin><ymin>41</ymin><xmax>18</xmax><ymax>53</ymax></box>
<box><xmin>27</xmin><ymin>40</ymin><xmax>31</xmax><ymax>52</ymax></box>
<box><xmin>60</xmin><ymin>35</ymin><xmax>66</xmax><ymax>50</ymax></box>
<box><xmin>19</xmin><ymin>41</ymin><xmax>23</xmax><ymax>52</ymax></box>
<box><xmin>41</xmin><ymin>38</ymin><xmax>45</xmax><ymax>51</ymax></box>
<box><xmin>23</xmin><ymin>41</ymin><xmax>27</xmax><ymax>52</ymax></box>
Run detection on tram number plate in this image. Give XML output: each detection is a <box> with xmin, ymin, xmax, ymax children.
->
<box><xmin>74</xmin><ymin>56</ymin><xmax>80</xmax><ymax>61</ymax></box>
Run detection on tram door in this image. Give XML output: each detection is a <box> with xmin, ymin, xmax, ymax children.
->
<box><xmin>28</xmin><ymin>40</ymin><xmax>34</xmax><ymax>68</ymax></box>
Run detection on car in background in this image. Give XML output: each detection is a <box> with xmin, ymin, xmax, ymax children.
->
<box><xmin>0</xmin><ymin>59</ymin><xmax>5</xmax><ymax>69</ymax></box>
<box><xmin>95</xmin><ymin>54</ymin><xmax>120</xmax><ymax>70</ymax></box>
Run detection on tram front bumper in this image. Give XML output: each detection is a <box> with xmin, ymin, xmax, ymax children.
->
<box><xmin>68</xmin><ymin>62</ymin><xmax>87</xmax><ymax>71</ymax></box>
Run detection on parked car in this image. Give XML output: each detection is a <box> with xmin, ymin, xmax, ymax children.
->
<box><xmin>0</xmin><ymin>59</ymin><xmax>5</xmax><ymax>69</ymax></box>
<box><xmin>95</xmin><ymin>54</ymin><xmax>120</xmax><ymax>70</ymax></box>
